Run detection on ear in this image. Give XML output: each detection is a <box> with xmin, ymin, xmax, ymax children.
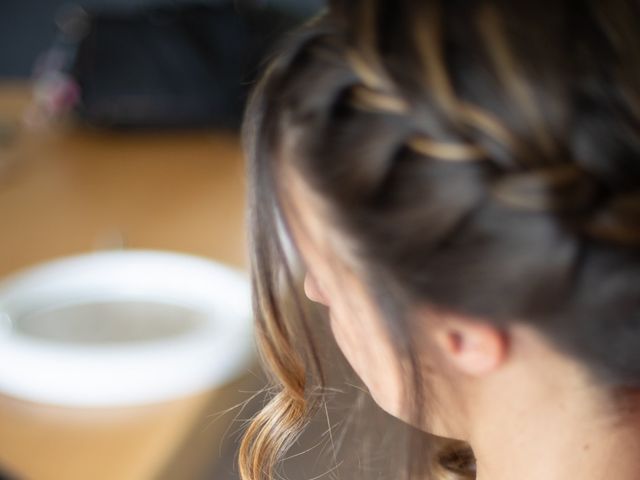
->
<box><xmin>432</xmin><ymin>314</ymin><xmax>508</xmax><ymax>377</ymax></box>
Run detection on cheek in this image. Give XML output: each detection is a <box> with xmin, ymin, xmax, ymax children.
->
<box><xmin>328</xmin><ymin>307</ymin><xmax>465</xmax><ymax>438</ymax></box>
<box><xmin>327</xmin><ymin>308</ymin><xmax>407</xmax><ymax>419</ymax></box>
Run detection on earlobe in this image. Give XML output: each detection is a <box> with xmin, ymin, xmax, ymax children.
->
<box><xmin>434</xmin><ymin>317</ymin><xmax>508</xmax><ymax>377</ymax></box>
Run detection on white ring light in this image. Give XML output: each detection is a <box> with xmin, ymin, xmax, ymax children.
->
<box><xmin>0</xmin><ymin>250</ymin><xmax>254</xmax><ymax>408</ymax></box>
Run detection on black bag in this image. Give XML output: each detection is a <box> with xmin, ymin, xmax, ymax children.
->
<box><xmin>56</xmin><ymin>2</ymin><xmax>301</xmax><ymax>129</ymax></box>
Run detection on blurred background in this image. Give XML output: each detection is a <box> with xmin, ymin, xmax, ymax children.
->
<box><xmin>0</xmin><ymin>1</ymin><xmax>397</xmax><ymax>479</ymax></box>
<box><xmin>1</xmin><ymin>0</ymin><xmax>324</xmax><ymax>78</ymax></box>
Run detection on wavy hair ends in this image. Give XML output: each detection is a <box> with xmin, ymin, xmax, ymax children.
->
<box><xmin>239</xmin><ymin>49</ymin><xmax>327</xmax><ymax>480</ymax></box>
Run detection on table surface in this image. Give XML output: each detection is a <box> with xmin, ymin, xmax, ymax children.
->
<box><xmin>0</xmin><ymin>82</ymin><xmax>252</xmax><ymax>480</ymax></box>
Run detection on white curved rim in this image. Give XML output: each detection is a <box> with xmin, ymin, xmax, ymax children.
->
<box><xmin>0</xmin><ymin>250</ymin><xmax>254</xmax><ymax>407</ymax></box>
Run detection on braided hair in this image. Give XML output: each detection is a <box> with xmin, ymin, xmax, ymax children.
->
<box><xmin>240</xmin><ymin>1</ymin><xmax>640</xmax><ymax>479</ymax></box>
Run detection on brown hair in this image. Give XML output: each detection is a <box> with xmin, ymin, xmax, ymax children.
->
<box><xmin>239</xmin><ymin>1</ymin><xmax>640</xmax><ymax>478</ymax></box>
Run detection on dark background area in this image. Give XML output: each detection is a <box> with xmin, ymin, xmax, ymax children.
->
<box><xmin>0</xmin><ymin>0</ymin><xmax>324</xmax><ymax>78</ymax></box>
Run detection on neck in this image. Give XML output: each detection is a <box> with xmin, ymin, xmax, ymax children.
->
<box><xmin>465</xmin><ymin>330</ymin><xmax>640</xmax><ymax>480</ymax></box>
<box><xmin>472</xmin><ymin>404</ymin><xmax>640</xmax><ymax>480</ymax></box>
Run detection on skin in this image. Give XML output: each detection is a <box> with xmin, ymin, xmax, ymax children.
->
<box><xmin>282</xmin><ymin>168</ymin><xmax>640</xmax><ymax>480</ymax></box>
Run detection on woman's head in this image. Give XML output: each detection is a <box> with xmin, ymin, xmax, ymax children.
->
<box><xmin>240</xmin><ymin>1</ymin><xmax>640</xmax><ymax>478</ymax></box>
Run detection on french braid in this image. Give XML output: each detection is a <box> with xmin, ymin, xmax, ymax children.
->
<box><xmin>240</xmin><ymin>1</ymin><xmax>640</xmax><ymax>480</ymax></box>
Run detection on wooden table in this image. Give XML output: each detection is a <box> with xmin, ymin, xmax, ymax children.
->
<box><xmin>0</xmin><ymin>82</ymin><xmax>255</xmax><ymax>480</ymax></box>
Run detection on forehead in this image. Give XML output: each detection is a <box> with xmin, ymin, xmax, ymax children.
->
<box><xmin>278</xmin><ymin>164</ymin><xmax>335</xmax><ymax>267</ymax></box>
<box><xmin>278</xmin><ymin>163</ymin><xmax>365</xmax><ymax>285</ymax></box>
<box><xmin>274</xmin><ymin>133</ymin><xmax>367</xmax><ymax>276</ymax></box>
